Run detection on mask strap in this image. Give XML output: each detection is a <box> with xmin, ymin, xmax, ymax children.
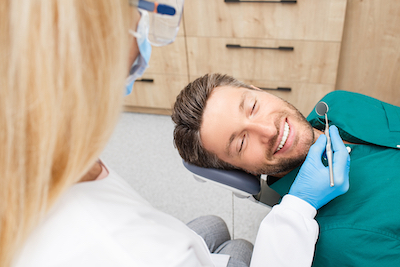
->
<box><xmin>129</xmin><ymin>29</ymin><xmax>141</xmax><ymax>39</ymax></box>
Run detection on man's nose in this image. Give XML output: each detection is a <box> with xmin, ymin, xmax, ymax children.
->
<box><xmin>247</xmin><ymin>120</ymin><xmax>277</xmax><ymax>144</ymax></box>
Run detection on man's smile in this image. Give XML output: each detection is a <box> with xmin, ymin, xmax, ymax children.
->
<box><xmin>275</xmin><ymin>121</ymin><xmax>290</xmax><ymax>153</ymax></box>
<box><xmin>274</xmin><ymin>117</ymin><xmax>296</xmax><ymax>156</ymax></box>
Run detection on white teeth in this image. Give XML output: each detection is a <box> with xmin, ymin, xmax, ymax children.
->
<box><xmin>276</xmin><ymin>122</ymin><xmax>289</xmax><ymax>152</ymax></box>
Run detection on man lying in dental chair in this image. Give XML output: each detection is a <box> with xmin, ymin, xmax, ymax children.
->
<box><xmin>172</xmin><ymin>73</ymin><xmax>400</xmax><ymax>267</ymax></box>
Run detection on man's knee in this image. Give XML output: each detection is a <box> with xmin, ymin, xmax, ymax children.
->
<box><xmin>217</xmin><ymin>239</ymin><xmax>254</xmax><ymax>267</ymax></box>
<box><xmin>187</xmin><ymin>215</ymin><xmax>231</xmax><ymax>252</ymax></box>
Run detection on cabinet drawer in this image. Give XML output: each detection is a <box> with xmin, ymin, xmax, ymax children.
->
<box><xmin>187</xmin><ymin>37</ymin><xmax>341</xmax><ymax>85</ymax></box>
<box><xmin>124</xmin><ymin>74</ymin><xmax>189</xmax><ymax>110</ymax></box>
<box><xmin>145</xmin><ymin>36</ymin><xmax>188</xmax><ymax>75</ymax></box>
<box><xmin>184</xmin><ymin>0</ymin><xmax>347</xmax><ymax>41</ymax></box>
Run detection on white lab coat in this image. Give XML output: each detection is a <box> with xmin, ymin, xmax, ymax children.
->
<box><xmin>251</xmin><ymin>194</ymin><xmax>318</xmax><ymax>267</ymax></box>
<box><xmin>14</xmin><ymin>166</ymin><xmax>318</xmax><ymax>267</ymax></box>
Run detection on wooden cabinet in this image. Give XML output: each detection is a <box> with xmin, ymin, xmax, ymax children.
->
<box><xmin>185</xmin><ymin>0</ymin><xmax>347</xmax><ymax>115</ymax></box>
<box><xmin>184</xmin><ymin>0</ymin><xmax>346</xmax><ymax>42</ymax></box>
<box><xmin>124</xmin><ymin>74</ymin><xmax>189</xmax><ymax>114</ymax></box>
<box><xmin>123</xmin><ymin>28</ymin><xmax>189</xmax><ymax>115</ymax></box>
<box><xmin>124</xmin><ymin>0</ymin><xmax>348</xmax><ymax>116</ymax></box>
<box><xmin>186</xmin><ymin>38</ymin><xmax>341</xmax><ymax>85</ymax></box>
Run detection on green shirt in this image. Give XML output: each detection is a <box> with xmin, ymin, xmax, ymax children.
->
<box><xmin>270</xmin><ymin>91</ymin><xmax>400</xmax><ymax>266</ymax></box>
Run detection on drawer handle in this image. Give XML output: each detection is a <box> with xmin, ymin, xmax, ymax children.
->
<box><xmin>226</xmin><ymin>44</ymin><xmax>294</xmax><ymax>51</ymax></box>
<box><xmin>225</xmin><ymin>0</ymin><xmax>297</xmax><ymax>3</ymax></box>
<box><xmin>136</xmin><ymin>78</ymin><xmax>154</xmax><ymax>83</ymax></box>
<box><xmin>259</xmin><ymin>87</ymin><xmax>292</xmax><ymax>91</ymax></box>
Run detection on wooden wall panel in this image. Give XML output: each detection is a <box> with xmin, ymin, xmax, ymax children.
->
<box><xmin>336</xmin><ymin>0</ymin><xmax>400</xmax><ymax>106</ymax></box>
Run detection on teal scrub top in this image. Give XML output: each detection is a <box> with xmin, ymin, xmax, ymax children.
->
<box><xmin>270</xmin><ymin>91</ymin><xmax>400</xmax><ymax>266</ymax></box>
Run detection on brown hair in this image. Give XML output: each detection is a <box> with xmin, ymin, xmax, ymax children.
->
<box><xmin>172</xmin><ymin>73</ymin><xmax>253</xmax><ymax>170</ymax></box>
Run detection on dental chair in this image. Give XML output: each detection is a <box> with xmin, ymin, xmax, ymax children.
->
<box><xmin>183</xmin><ymin>161</ymin><xmax>281</xmax><ymax>207</ymax></box>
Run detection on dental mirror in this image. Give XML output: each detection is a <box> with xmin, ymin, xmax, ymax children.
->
<box><xmin>315</xmin><ymin>101</ymin><xmax>334</xmax><ymax>187</ymax></box>
<box><xmin>315</xmin><ymin>101</ymin><xmax>329</xmax><ymax>116</ymax></box>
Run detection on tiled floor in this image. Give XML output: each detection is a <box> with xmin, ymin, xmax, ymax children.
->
<box><xmin>101</xmin><ymin>112</ymin><xmax>271</xmax><ymax>243</ymax></box>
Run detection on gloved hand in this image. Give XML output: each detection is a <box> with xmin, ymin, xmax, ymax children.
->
<box><xmin>289</xmin><ymin>125</ymin><xmax>350</xmax><ymax>210</ymax></box>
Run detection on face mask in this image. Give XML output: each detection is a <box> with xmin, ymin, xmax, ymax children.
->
<box><xmin>126</xmin><ymin>10</ymin><xmax>152</xmax><ymax>95</ymax></box>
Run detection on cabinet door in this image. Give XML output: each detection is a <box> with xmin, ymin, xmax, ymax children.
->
<box><xmin>184</xmin><ymin>0</ymin><xmax>347</xmax><ymax>41</ymax></box>
<box><xmin>124</xmin><ymin>74</ymin><xmax>189</xmax><ymax>113</ymax></box>
<box><xmin>145</xmin><ymin>36</ymin><xmax>188</xmax><ymax>75</ymax></box>
<box><xmin>187</xmin><ymin>37</ymin><xmax>341</xmax><ymax>85</ymax></box>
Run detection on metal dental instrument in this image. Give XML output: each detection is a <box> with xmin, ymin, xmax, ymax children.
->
<box><xmin>315</xmin><ymin>102</ymin><xmax>334</xmax><ymax>187</ymax></box>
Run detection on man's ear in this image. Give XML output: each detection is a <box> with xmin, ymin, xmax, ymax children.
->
<box><xmin>250</xmin><ymin>85</ymin><xmax>262</xmax><ymax>91</ymax></box>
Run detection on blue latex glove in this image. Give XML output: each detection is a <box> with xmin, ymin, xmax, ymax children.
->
<box><xmin>289</xmin><ymin>125</ymin><xmax>350</xmax><ymax>210</ymax></box>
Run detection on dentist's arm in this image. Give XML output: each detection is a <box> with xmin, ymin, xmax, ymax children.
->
<box><xmin>250</xmin><ymin>126</ymin><xmax>350</xmax><ymax>267</ymax></box>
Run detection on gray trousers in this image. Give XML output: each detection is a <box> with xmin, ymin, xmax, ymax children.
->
<box><xmin>187</xmin><ymin>215</ymin><xmax>253</xmax><ymax>267</ymax></box>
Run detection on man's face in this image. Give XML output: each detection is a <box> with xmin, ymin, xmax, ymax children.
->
<box><xmin>200</xmin><ymin>86</ymin><xmax>315</xmax><ymax>175</ymax></box>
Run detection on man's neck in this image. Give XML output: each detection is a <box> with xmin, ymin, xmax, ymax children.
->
<box><xmin>313</xmin><ymin>127</ymin><xmax>355</xmax><ymax>145</ymax></box>
<box><xmin>313</xmin><ymin>128</ymin><xmax>324</xmax><ymax>142</ymax></box>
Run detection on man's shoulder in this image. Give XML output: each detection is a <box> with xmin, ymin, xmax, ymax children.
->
<box><xmin>321</xmin><ymin>90</ymin><xmax>400</xmax><ymax>109</ymax></box>
<box><xmin>309</xmin><ymin>90</ymin><xmax>396</xmax><ymax>121</ymax></box>
<box><xmin>322</xmin><ymin>90</ymin><xmax>378</xmax><ymax>103</ymax></box>
<box><xmin>307</xmin><ymin>90</ymin><xmax>375</xmax><ymax>120</ymax></box>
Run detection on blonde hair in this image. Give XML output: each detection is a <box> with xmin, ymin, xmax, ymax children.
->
<box><xmin>0</xmin><ymin>0</ymin><xmax>130</xmax><ymax>265</ymax></box>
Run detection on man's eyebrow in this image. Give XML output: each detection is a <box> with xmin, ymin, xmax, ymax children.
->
<box><xmin>225</xmin><ymin>91</ymin><xmax>248</xmax><ymax>157</ymax></box>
